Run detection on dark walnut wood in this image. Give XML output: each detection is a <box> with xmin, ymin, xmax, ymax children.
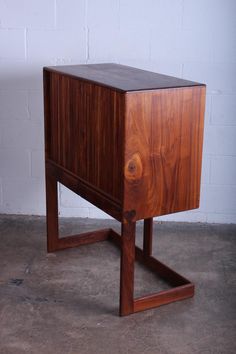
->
<box><xmin>46</xmin><ymin>63</ymin><xmax>202</xmax><ymax>92</ymax></box>
<box><xmin>124</xmin><ymin>86</ymin><xmax>205</xmax><ymax>221</ymax></box>
<box><xmin>44</xmin><ymin>63</ymin><xmax>205</xmax><ymax>316</ymax></box>
<box><xmin>44</xmin><ymin>64</ymin><xmax>205</xmax><ymax>223</ymax></box>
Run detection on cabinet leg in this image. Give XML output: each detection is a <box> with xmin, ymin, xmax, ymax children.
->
<box><xmin>45</xmin><ymin>169</ymin><xmax>59</xmax><ymax>252</ymax></box>
<box><xmin>119</xmin><ymin>222</ymin><xmax>136</xmax><ymax>316</ymax></box>
<box><xmin>143</xmin><ymin>218</ymin><xmax>153</xmax><ymax>257</ymax></box>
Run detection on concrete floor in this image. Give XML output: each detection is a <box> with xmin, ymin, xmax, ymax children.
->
<box><xmin>0</xmin><ymin>215</ymin><xmax>235</xmax><ymax>354</ymax></box>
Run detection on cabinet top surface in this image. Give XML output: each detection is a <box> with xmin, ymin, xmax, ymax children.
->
<box><xmin>44</xmin><ymin>63</ymin><xmax>205</xmax><ymax>92</ymax></box>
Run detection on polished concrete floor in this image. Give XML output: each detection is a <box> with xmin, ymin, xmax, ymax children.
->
<box><xmin>0</xmin><ymin>215</ymin><xmax>235</xmax><ymax>354</ymax></box>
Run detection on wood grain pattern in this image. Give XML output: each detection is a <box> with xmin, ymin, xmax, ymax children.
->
<box><xmin>119</xmin><ymin>222</ymin><xmax>136</xmax><ymax>316</ymax></box>
<box><xmin>45</xmin><ymin>170</ymin><xmax>59</xmax><ymax>252</ymax></box>
<box><xmin>44</xmin><ymin>70</ymin><xmax>125</xmax><ymax>204</ymax></box>
<box><xmin>46</xmin><ymin>63</ymin><xmax>203</xmax><ymax>92</ymax></box>
<box><xmin>57</xmin><ymin>229</ymin><xmax>110</xmax><ymax>251</ymax></box>
<box><xmin>44</xmin><ymin>65</ymin><xmax>205</xmax><ymax>223</ymax></box>
<box><xmin>46</xmin><ymin>161</ymin><xmax>122</xmax><ymax>221</ymax></box>
<box><xmin>123</xmin><ymin>86</ymin><xmax>206</xmax><ymax>221</ymax></box>
<box><xmin>133</xmin><ymin>284</ymin><xmax>194</xmax><ymax>313</ymax></box>
<box><xmin>44</xmin><ymin>63</ymin><xmax>205</xmax><ymax>316</ymax></box>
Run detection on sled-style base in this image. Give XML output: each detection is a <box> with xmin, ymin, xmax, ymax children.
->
<box><xmin>47</xmin><ymin>224</ymin><xmax>194</xmax><ymax>316</ymax></box>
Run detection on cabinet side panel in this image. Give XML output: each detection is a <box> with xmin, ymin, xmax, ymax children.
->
<box><xmin>47</xmin><ymin>72</ymin><xmax>124</xmax><ymax>203</ymax></box>
<box><xmin>123</xmin><ymin>86</ymin><xmax>206</xmax><ymax>221</ymax></box>
<box><xmin>43</xmin><ymin>69</ymin><xmax>51</xmax><ymax>160</ymax></box>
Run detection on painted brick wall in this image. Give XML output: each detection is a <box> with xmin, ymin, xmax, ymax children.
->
<box><xmin>0</xmin><ymin>0</ymin><xmax>235</xmax><ymax>223</ymax></box>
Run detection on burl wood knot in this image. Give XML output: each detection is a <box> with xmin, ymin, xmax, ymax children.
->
<box><xmin>125</xmin><ymin>153</ymin><xmax>143</xmax><ymax>183</ymax></box>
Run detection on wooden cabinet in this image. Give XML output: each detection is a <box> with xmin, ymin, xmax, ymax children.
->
<box><xmin>44</xmin><ymin>63</ymin><xmax>206</xmax><ymax>316</ymax></box>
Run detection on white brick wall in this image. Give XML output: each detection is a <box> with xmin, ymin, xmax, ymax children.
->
<box><xmin>0</xmin><ymin>0</ymin><xmax>235</xmax><ymax>223</ymax></box>
<box><xmin>0</xmin><ymin>29</ymin><xmax>25</xmax><ymax>59</ymax></box>
<box><xmin>0</xmin><ymin>0</ymin><xmax>55</xmax><ymax>29</ymax></box>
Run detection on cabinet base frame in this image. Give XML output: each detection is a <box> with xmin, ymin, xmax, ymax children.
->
<box><xmin>46</xmin><ymin>167</ymin><xmax>194</xmax><ymax>316</ymax></box>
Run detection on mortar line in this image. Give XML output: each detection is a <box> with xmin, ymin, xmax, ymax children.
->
<box><xmin>85</xmin><ymin>0</ymin><xmax>89</xmax><ymax>63</ymax></box>
<box><xmin>24</xmin><ymin>28</ymin><xmax>27</xmax><ymax>60</ymax></box>
<box><xmin>54</xmin><ymin>0</ymin><xmax>57</xmax><ymax>29</ymax></box>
